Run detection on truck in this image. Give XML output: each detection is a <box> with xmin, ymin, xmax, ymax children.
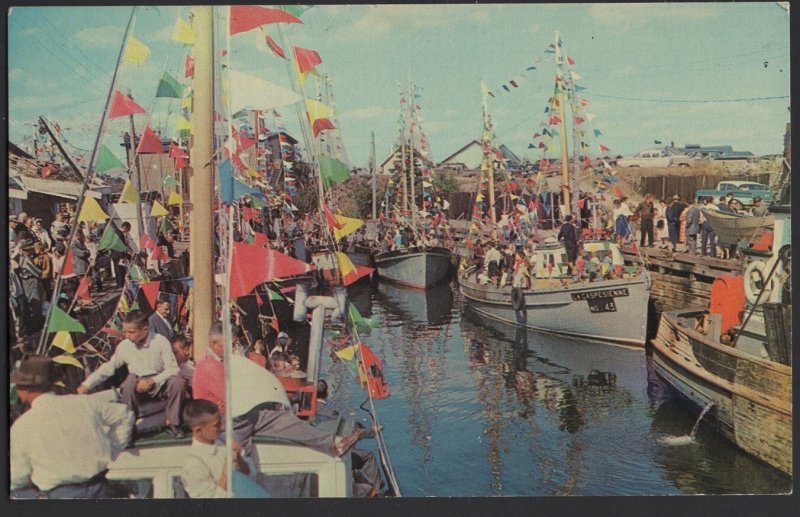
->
<box><xmin>694</xmin><ymin>180</ymin><xmax>773</xmax><ymax>207</ymax></box>
<box><xmin>616</xmin><ymin>149</ymin><xmax>673</xmax><ymax>168</ymax></box>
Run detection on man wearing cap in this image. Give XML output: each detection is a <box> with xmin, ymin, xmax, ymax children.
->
<box><xmin>77</xmin><ymin>310</ymin><xmax>187</xmax><ymax>438</ymax></box>
<box><xmin>751</xmin><ymin>197</ymin><xmax>770</xmax><ymax>217</ymax></box>
<box><xmin>270</xmin><ymin>331</ymin><xmax>292</xmax><ymax>357</ymax></box>
<box><xmin>11</xmin><ymin>356</ymin><xmax>134</xmax><ymax>498</ymax></box>
<box><xmin>664</xmin><ymin>195</ymin><xmax>685</xmax><ymax>252</ymax></box>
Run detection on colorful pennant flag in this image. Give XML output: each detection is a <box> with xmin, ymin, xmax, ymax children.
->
<box><xmin>120</xmin><ymin>178</ymin><xmax>138</xmax><ymax>204</ymax></box>
<box><xmin>95</xmin><ymin>144</ymin><xmax>126</xmax><ymax>173</ymax></box>
<box><xmin>230</xmin><ymin>6</ymin><xmax>302</xmax><ymax>36</ymax></box>
<box><xmin>318</xmin><ymin>156</ymin><xmax>349</xmax><ymax>188</ymax></box>
<box><xmin>150</xmin><ymin>201</ymin><xmax>170</xmax><ymax>218</ymax></box>
<box><xmin>51</xmin><ymin>331</ymin><xmax>76</xmax><ymax>353</ymax></box>
<box><xmin>47</xmin><ymin>306</ymin><xmax>86</xmax><ymax>333</ymax></box>
<box><xmin>265</xmin><ymin>31</ymin><xmax>285</xmax><ymax>59</ymax></box>
<box><xmin>156</xmin><ymin>72</ymin><xmax>185</xmax><ymax>98</ymax></box>
<box><xmin>123</xmin><ymin>36</ymin><xmax>150</xmax><ymax>66</ymax></box>
<box><xmin>51</xmin><ymin>354</ymin><xmax>83</xmax><ymax>369</ymax></box>
<box><xmin>335</xmin><ymin>252</ymin><xmax>360</xmax><ymax>286</ymax></box>
<box><xmin>137</xmin><ymin>126</ymin><xmax>164</xmax><ymax>154</ymax></box>
<box><xmin>98</xmin><ymin>224</ymin><xmax>127</xmax><ymax>253</ymax></box>
<box><xmin>108</xmin><ymin>90</ymin><xmax>145</xmax><ymax>119</ymax></box>
<box><xmin>332</xmin><ymin>214</ymin><xmax>364</xmax><ymax>241</ymax></box>
<box><xmin>294</xmin><ymin>46</ymin><xmax>322</xmax><ymax>73</ymax></box>
<box><xmin>76</xmin><ymin>275</ymin><xmax>92</xmax><ymax>300</ymax></box>
<box><xmin>139</xmin><ymin>281</ymin><xmax>161</xmax><ymax>309</ymax></box>
<box><xmin>167</xmin><ymin>191</ymin><xmax>183</xmax><ymax>206</ymax></box>
<box><xmin>162</xmin><ymin>175</ymin><xmax>180</xmax><ymax>187</ymax></box>
<box><xmin>229</xmin><ymin>242</ymin><xmax>314</xmax><ymax>298</ymax></box>
<box><xmin>185</xmin><ymin>54</ymin><xmax>194</xmax><ymax>78</ymax></box>
<box><xmin>77</xmin><ymin>196</ymin><xmax>109</xmax><ymax>223</ymax></box>
<box><xmin>172</xmin><ymin>16</ymin><xmax>196</xmax><ymax>45</ymax></box>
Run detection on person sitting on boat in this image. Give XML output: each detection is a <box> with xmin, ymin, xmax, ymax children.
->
<box><xmin>512</xmin><ymin>250</ymin><xmax>530</xmax><ymax>289</ymax></box>
<box><xmin>600</xmin><ymin>253</ymin><xmax>614</xmax><ymax>280</ymax></box>
<box><xmin>247</xmin><ymin>339</ymin><xmax>268</xmax><ymax>369</ymax></box>
<box><xmin>171</xmin><ymin>333</ymin><xmax>195</xmax><ymax>394</ymax></box>
<box><xmin>193</xmin><ymin>322</ymin><xmax>364</xmax><ymax>464</ymax></box>
<box><xmin>750</xmin><ymin>196</ymin><xmax>770</xmax><ymax>217</ymax></box>
<box><xmin>393</xmin><ymin>228</ymin><xmax>403</xmax><ymax>250</ymax></box>
<box><xmin>270</xmin><ymin>331</ymin><xmax>292</xmax><ymax>357</ymax></box>
<box><xmin>557</xmin><ymin>215</ymin><xmax>580</xmax><ymax>276</ymax></box>
<box><xmin>76</xmin><ymin>310</ymin><xmax>187</xmax><ymax>439</ymax></box>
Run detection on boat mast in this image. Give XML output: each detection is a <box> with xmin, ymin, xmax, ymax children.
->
<box><xmin>399</xmin><ymin>95</ymin><xmax>408</xmax><ymax>217</ymax></box>
<box><xmin>127</xmin><ymin>97</ymin><xmax>145</xmax><ymax>237</ymax></box>
<box><xmin>481</xmin><ymin>83</ymin><xmax>497</xmax><ymax>240</ymax></box>
<box><xmin>408</xmin><ymin>80</ymin><xmax>417</xmax><ymax>231</ymax></box>
<box><xmin>37</xmin><ymin>117</ymin><xmax>85</xmax><ymax>180</ymax></box>
<box><xmin>371</xmin><ymin>130</ymin><xmax>377</xmax><ymax>220</ymax></box>
<box><xmin>189</xmin><ymin>6</ymin><xmax>215</xmax><ymax>359</ymax></box>
<box><xmin>555</xmin><ymin>30</ymin><xmax>571</xmax><ymax>220</ymax></box>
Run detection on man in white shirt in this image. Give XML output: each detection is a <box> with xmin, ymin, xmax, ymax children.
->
<box><xmin>77</xmin><ymin>310</ymin><xmax>187</xmax><ymax>438</ymax></box>
<box><xmin>11</xmin><ymin>356</ymin><xmax>134</xmax><ymax>498</ymax></box>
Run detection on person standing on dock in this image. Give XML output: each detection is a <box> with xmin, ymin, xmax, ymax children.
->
<box><xmin>750</xmin><ymin>197</ymin><xmax>770</xmax><ymax>217</ymax></box>
<box><xmin>699</xmin><ymin>197</ymin><xmax>718</xmax><ymax>257</ymax></box>
<box><xmin>665</xmin><ymin>194</ymin><xmax>686</xmax><ymax>252</ymax></box>
<box><xmin>635</xmin><ymin>194</ymin><xmax>656</xmax><ymax>247</ymax></box>
<box><xmin>683</xmin><ymin>197</ymin><xmax>702</xmax><ymax>255</ymax></box>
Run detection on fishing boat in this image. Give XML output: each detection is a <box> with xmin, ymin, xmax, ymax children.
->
<box><xmin>700</xmin><ymin>208</ymin><xmax>774</xmax><ymax>246</ymax></box>
<box><xmin>373</xmin><ymin>80</ymin><xmax>452</xmax><ymax>289</ymax></box>
<box><xmin>458</xmin><ymin>31</ymin><xmax>651</xmax><ymax>346</ymax></box>
<box><xmin>650</xmin><ymin>177</ymin><xmax>791</xmax><ymax>474</ymax></box>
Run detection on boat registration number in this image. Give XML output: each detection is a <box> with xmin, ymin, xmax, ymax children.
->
<box><xmin>571</xmin><ymin>288</ymin><xmax>629</xmax><ymax>313</ymax></box>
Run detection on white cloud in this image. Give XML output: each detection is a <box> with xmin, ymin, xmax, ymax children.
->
<box><xmin>338</xmin><ymin>106</ymin><xmax>385</xmax><ymax>121</ymax></box>
<box><xmin>589</xmin><ymin>3</ymin><xmax>717</xmax><ymax>31</ymax></box>
<box><xmin>75</xmin><ymin>25</ymin><xmax>124</xmax><ymax>49</ymax></box>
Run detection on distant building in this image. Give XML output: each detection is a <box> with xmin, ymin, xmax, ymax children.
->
<box><xmin>439</xmin><ymin>140</ymin><xmax>522</xmax><ymax>173</ymax></box>
<box><xmin>678</xmin><ymin>144</ymin><xmax>754</xmax><ymax>158</ymax></box>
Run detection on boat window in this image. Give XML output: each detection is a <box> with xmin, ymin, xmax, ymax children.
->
<box><xmin>256</xmin><ymin>472</ymin><xmax>319</xmax><ymax>497</ymax></box>
<box><xmin>109</xmin><ymin>478</ymin><xmax>154</xmax><ymax>499</ymax></box>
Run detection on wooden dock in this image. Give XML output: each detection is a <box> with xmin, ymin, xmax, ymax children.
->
<box><xmin>621</xmin><ymin>246</ymin><xmax>746</xmax><ymax>313</ymax></box>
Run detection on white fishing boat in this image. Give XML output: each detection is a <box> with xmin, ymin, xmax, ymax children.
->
<box><xmin>700</xmin><ymin>208</ymin><xmax>773</xmax><ymax>246</ymax></box>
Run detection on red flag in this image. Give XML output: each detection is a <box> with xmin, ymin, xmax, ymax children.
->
<box><xmin>40</xmin><ymin>165</ymin><xmax>53</xmax><ymax>178</ymax></box>
<box><xmin>600</xmin><ymin>144</ymin><xmax>610</xmax><ymax>152</ymax></box>
<box><xmin>230</xmin><ymin>6</ymin><xmax>302</xmax><ymax>35</ymax></box>
<box><xmin>231</xmin><ymin>153</ymin><xmax>247</xmax><ymax>171</ymax></box>
<box><xmin>175</xmin><ymin>156</ymin><xmax>188</xmax><ymax>169</ymax></box>
<box><xmin>239</xmin><ymin>131</ymin><xmax>256</xmax><ymax>150</ymax></box>
<box><xmin>265</xmin><ymin>33</ymin><xmax>285</xmax><ymax>58</ymax></box>
<box><xmin>139</xmin><ymin>233</ymin><xmax>156</xmax><ymax>250</ymax></box>
<box><xmin>254</xmin><ymin>232</ymin><xmax>269</xmax><ymax>247</ymax></box>
<box><xmin>108</xmin><ymin>90</ymin><xmax>146</xmax><ymax>119</ymax></box>
<box><xmin>137</xmin><ymin>126</ymin><xmax>164</xmax><ymax>154</ymax></box>
<box><xmin>76</xmin><ymin>274</ymin><xmax>91</xmax><ymax>300</ymax></box>
<box><xmin>567</xmin><ymin>56</ymin><xmax>575</xmax><ymax>65</ymax></box>
<box><xmin>270</xmin><ymin>317</ymin><xmax>280</xmax><ymax>333</ymax></box>
<box><xmin>169</xmin><ymin>142</ymin><xmax>188</xmax><ymax>158</ymax></box>
<box><xmin>509</xmin><ymin>80</ymin><xmax>518</xmax><ymax>88</ymax></box>
<box><xmin>185</xmin><ymin>55</ymin><xmax>194</xmax><ymax>78</ymax></box>
<box><xmin>61</xmin><ymin>249</ymin><xmax>74</xmax><ymax>277</ymax></box>
<box><xmin>229</xmin><ymin>242</ymin><xmax>314</xmax><ymax>298</ymax></box>
<box><xmin>613</xmin><ymin>186</ymin><xmax>624</xmax><ymax>198</ymax></box>
<box><xmin>255</xmin><ymin>290</ymin><xmax>263</xmax><ymax>306</ymax></box>
<box><xmin>574</xmin><ymin>116</ymin><xmax>585</xmax><ymax>125</ymax></box>
<box><xmin>139</xmin><ymin>281</ymin><xmax>160</xmax><ymax>309</ymax></box>
<box><xmin>549</xmin><ymin>115</ymin><xmax>561</xmax><ymax>125</ymax></box>
<box><xmin>311</xmin><ymin>118</ymin><xmax>336</xmax><ymax>137</ymax></box>
<box><xmin>151</xmin><ymin>246</ymin><xmax>169</xmax><ymax>261</ymax></box>
<box><xmin>294</xmin><ymin>46</ymin><xmax>322</xmax><ymax>73</ymax></box>
<box><xmin>323</xmin><ymin>204</ymin><xmax>344</xmax><ymax>230</ymax></box>
<box><xmin>241</xmin><ymin>207</ymin><xmax>255</xmax><ymax>221</ymax></box>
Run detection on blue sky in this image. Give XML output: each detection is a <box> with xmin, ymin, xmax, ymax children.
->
<box><xmin>8</xmin><ymin>4</ymin><xmax>791</xmax><ymax>169</ymax></box>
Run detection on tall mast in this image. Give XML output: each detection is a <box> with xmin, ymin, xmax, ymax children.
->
<box><xmin>371</xmin><ymin>131</ymin><xmax>377</xmax><ymax>220</ymax></box>
<box><xmin>399</xmin><ymin>95</ymin><xmax>407</xmax><ymax>215</ymax></box>
<box><xmin>408</xmin><ymin>80</ymin><xmax>417</xmax><ymax>230</ymax></box>
<box><xmin>482</xmin><ymin>83</ymin><xmax>497</xmax><ymax>240</ymax></box>
<box><xmin>555</xmin><ymin>30</ymin><xmax>570</xmax><ymax>219</ymax></box>
<box><xmin>189</xmin><ymin>6</ymin><xmax>215</xmax><ymax>359</ymax></box>
<box><xmin>127</xmin><ymin>103</ymin><xmax>145</xmax><ymax>237</ymax></box>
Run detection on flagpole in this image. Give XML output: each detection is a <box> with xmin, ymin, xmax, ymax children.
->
<box><xmin>408</xmin><ymin>80</ymin><xmax>417</xmax><ymax>232</ymax></box>
<box><xmin>37</xmin><ymin>7</ymin><xmax>138</xmax><ymax>356</ymax></box>
<box><xmin>371</xmin><ymin>131</ymin><xmax>376</xmax><ymax>221</ymax></box>
<box><xmin>555</xmin><ymin>30</ymin><xmax>571</xmax><ymax>221</ymax></box>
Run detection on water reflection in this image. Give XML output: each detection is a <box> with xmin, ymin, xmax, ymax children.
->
<box><xmin>376</xmin><ymin>282</ymin><xmax>454</xmax><ymax>327</ymax></box>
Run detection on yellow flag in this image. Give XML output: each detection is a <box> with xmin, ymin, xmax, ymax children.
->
<box><xmin>150</xmin><ymin>200</ymin><xmax>169</xmax><ymax>217</ymax></box>
<box><xmin>181</xmin><ymin>94</ymin><xmax>192</xmax><ymax>110</ymax></box>
<box><xmin>176</xmin><ymin>115</ymin><xmax>192</xmax><ymax>131</ymax></box>
<box><xmin>123</xmin><ymin>36</ymin><xmax>150</xmax><ymax>66</ymax></box>
<box><xmin>52</xmin><ymin>354</ymin><xmax>83</xmax><ymax>368</ymax></box>
<box><xmin>476</xmin><ymin>192</ymin><xmax>484</xmax><ymax>202</ymax></box>
<box><xmin>305</xmin><ymin>98</ymin><xmax>334</xmax><ymax>124</ymax></box>
<box><xmin>172</xmin><ymin>16</ymin><xmax>196</xmax><ymax>45</ymax></box>
<box><xmin>246</xmin><ymin>168</ymin><xmax>260</xmax><ymax>178</ymax></box>
<box><xmin>51</xmin><ymin>331</ymin><xmax>76</xmax><ymax>353</ymax></box>
<box><xmin>167</xmin><ymin>191</ymin><xmax>183</xmax><ymax>206</ymax></box>
<box><xmin>78</xmin><ymin>196</ymin><xmax>109</xmax><ymax>222</ymax></box>
<box><xmin>120</xmin><ymin>179</ymin><xmax>138</xmax><ymax>203</ymax></box>
<box><xmin>334</xmin><ymin>344</ymin><xmax>357</xmax><ymax>362</ymax></box>
<box><xmin>118</xmin><ymin>295</ymin><xmax>129</xmax><ymax>314</ymax></box>
<box><xmin>293</xmin><ymin>57</ymin><xmax>307</xmax><ymax>86</ymax></box>
<box><xmin>332</xmin><ymin>215</ymin><xmax>364</xmax><ymax>241</ymax></box>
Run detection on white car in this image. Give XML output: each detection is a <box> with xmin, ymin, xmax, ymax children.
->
<box><xmin>616</xmin><ymin>150</ymin><xmax>673</xmax><ymax>168</ymax></box>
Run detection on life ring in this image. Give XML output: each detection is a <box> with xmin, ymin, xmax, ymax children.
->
<box><xmin>511</xmin><ymin>287</ymin><xmax>526</xmax><ymax>311</ymax></box>
<box><xmin>744</xmin><ymin>260</ymin><xmax>773</xmax><ymax>305</ymax></box>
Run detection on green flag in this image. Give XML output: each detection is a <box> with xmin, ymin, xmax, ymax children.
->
<box><xmin>284</xmin><ymin>5</ymin><xmax>313</xmax><ymax>17</ymax></box>
<box><xmin>98</xmin><ymin>224</ymin><xmax>127</xmax><ymax>253</ymax></box>
<box><xmin>347</xmin><ymin>303</ymin><xmax>378</xmax><ymax>334</ymax></box>
<box><xmin>318</xmin><ymin>156</ymin><xmax>350</xmax><ymax>188</ymax></box>
<box><xmin>95</xmin><ymin>144</ymin><xmax>126</xmax><ymax>173</ymax></box>
<box><xmin>156</xmin><ymin>72</ymin><xmax>185</xmax><ymax>98</ymax></box>
<box><xmin>266</xmin><ymin>288</ymin><xmax>284</xmax><ymax>301</ymax></box>
<box><xmin>250</xmin><ymin>195</ymin><xmax>266</xmax><ymax>209</ymax></box>
<box><xmin>162</xmin><ymin>175</ymin><xmax>180</xmax><ymax>187</ymax></box>
<box><xmin>160</xmin><ymin>217</ymin><xmax>174</xmax><ymax>234</ymax></box>
<box><xmin>47</xmin><ymin>306</ymin><xmax>86</xmax><ymax>333</ymax></box>
<box><xmin>129</xmin><ymin>266</ymin><xmax>145</xmax><ymax>282</ymax></box>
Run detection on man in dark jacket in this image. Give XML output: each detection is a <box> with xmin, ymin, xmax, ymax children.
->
<box><xmin>557</xmin><ymin>215</ymin><xmax>580</xmax><ymax>275</ymax></box>
<box><xmin>635</xmin><ymin>193</ymin><xmax>656</xmax><ymax>247</ymax></box>
<box><xmin>664</xmin><ymin>194</ymin><xmax>685</xmax><ymax>252</ymax></box>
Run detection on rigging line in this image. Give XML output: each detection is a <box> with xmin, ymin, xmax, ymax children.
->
<box><xmin>17</xmin><ymin>10</ymin><xmax>115</xmax><ymax>92</ymax></box>
<box><xmin>581</xmin><ymin>92</ymin><xmax>790</xmax><ymax>103</ymax></box>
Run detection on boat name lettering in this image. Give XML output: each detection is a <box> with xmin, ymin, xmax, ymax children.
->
<box><xmin>570</xmin><ymin>288</ymin><xmax>629</xmax><ymax>301</ymax></box>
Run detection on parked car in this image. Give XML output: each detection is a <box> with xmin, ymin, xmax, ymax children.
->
<box><xmin>663</xmin><ymin>149</ymin><xmax>695</xmax><ymax>168</ymax></box>
<box><xmin>616</xmin><ymin>149</ymin><xmax>672</xmax><ymax>168</ymax></box>
<box><xmin>694</xmin><ymin>180</ymin><xmax>773</xmax><ymax>207</ymax></box>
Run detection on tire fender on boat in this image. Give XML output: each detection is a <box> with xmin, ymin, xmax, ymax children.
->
<box><xmin>744</xmin><ymin>260</ymin><xmax>773</xmax><ymax>305</ymax></box>
<box><xmin>511</xmin><ymin>287</ymin><xmax>526</xmax><ymax>312</ymax></box>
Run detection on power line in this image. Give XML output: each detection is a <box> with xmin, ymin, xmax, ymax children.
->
<box><xmin>581</xmin><ymin>92</ymin><xmax>790</xmax><ymax>103</ymax></box>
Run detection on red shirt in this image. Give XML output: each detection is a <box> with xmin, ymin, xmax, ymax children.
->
<box><xmin>247</xmin><ymin>352</ymin><xmax>267</xmax><ymax>368</ymax></box>
<box><xmin>193</xmin><ymin>351</ymin><xmax>226</xmax><ymax>415</ymax></box>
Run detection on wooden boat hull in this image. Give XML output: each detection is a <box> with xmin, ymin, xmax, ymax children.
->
<box><xmin>650</xmin><ymin>309</ymin><xmax>792</xmax><ymax>475</ymax></box>
<box><xmin>458</xmin><ymin>270</ymin><xmax>651</xmax><ymax>347</ymax></box>
<box><xmin>374</xmin><ymin>246</ymin><xmax>452</xmax><ymax>289</ymax></box>
<box><xmin>701</xmin><ymin>209</ymin><xmax>773</xmax><ymax>246</ymax></box>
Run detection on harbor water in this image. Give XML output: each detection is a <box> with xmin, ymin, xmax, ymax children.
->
<box><xmin>320</xmin><ymin>280</ymin><xmax>791</xmax><ymax>496</ymax></box>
